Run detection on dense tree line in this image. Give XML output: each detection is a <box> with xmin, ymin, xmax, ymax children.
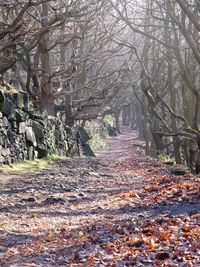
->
<box><xmin>0</xmin><ymin>0</ymin><xmax>129</xmax><ymax>119</ymax></box>
<box><xmin>0</xmin><ymin>0</ymin><xmax>200</xmax><ymax>173</ymax></box>
<box><xmin>108</xmin><ymin>0</ymin><xmax>200</xmax><ymax>174</ymax></box>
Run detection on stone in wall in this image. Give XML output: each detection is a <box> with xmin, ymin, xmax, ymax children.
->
<box><xmin>0</xmin><ymin>90</ymin><xmax>95</xmax><ymax>165</ymax></box>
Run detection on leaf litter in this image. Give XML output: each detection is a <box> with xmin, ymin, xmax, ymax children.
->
<box><xmin>0</xmin><ymin>126</ymin><xmax>199</xmax><ymax>266</ymax></box>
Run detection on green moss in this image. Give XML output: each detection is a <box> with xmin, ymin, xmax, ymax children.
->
<box><xmin>0</xmin><ymin>160</ymin><xmax>48</xmax><ymax>173</ymax></box>
<box><xmin>84</xmin><ymin>115</ymin><xmax>115</xmax><ymax>151</ymax></box>
<box><xmin>103</xmin><ymin>115</ymin><xmax>113</xmax><ymax>126</ymax></box>
<box><xmin>0</xmin><ymin>84</ymin><xmax>18</xmax><ymax>92</ymax></box>
<box><xmin>48</xmin><ymin>115</ymin><xmax>56</xmax><ymax>120</ymax></box>
<box><xmin>157</xmin><ymin>151</ymin><xmax>174</xmax><ymax>163</ymax></box>
<box><xmin>85</xmin><ymin>120</ymin><xmax>107</xmax><ymax>150</ymax></box>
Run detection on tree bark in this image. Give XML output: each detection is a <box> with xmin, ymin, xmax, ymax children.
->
<box><xmin>38</xmin><ymin>3</ymin><xmax>54</xmax><ymax>115</ymax></box>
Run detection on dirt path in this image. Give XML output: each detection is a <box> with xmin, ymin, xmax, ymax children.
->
<box><xmin>0</xmin><ymin>126</ymin><xmax>199</xmax><ymax>266</ymax></box>
<box><xmin>95</xmin><ymin>126</ymin><xmax>144</xmax><ymax>161</ymax></box>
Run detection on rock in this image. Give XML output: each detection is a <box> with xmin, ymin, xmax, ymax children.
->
<box><xmin>107</xmin><ymin>125</ymin><xmax>117</xmax><ymax>136</ymax></box>
<box><xmin>0</xmin><ymin>90</ymin><xmax>75</xmax><ymax>164</ymax></box>
<box><xmin>78</xmin><ymin>192</ymin><xmax>88</xmax><ymax>198</ymax></box>
<box><xmin>68</xmin><ymin>195</ymin><xmax>80</xmax><ymax>202</ymax></box>
<box><xmin>29</xmin><ymin>111</ymin><xmax>47</xmax><ymax>121</ymax></box>
<box><xmin>44</xmin><ymin>197</ymin><xmax>66</xmax><ymax>205</ymax></box>
<box><xmin>1</xmin><ymin>147</ymin><xmax>10</xmax><ymax>157</ymax></box>
<box><xmin>2</xmin><ymin>116</ymin><xmax>9</xmax><ymax>128</ymax></box>
<box><xmin>13</xmin><ymin>92</ymin><xmax>29</xmax><ymax>110</ymax></box>
<box><xmin>23</xmin><ymin>92</ymin><xmax>29</xmax><ymax>111</ymax></box>
<box><xmin>62</xmin><ymin>187</ymin><xmax>73</xmax><ymax>192</ymax></box>
<box><xmin>69</xmin><ymin>142</ymin><xmax>80</xmax><ymax>158</ymax></box>
<box><xmin>0</xmin><ymin>207</ymin><xmax>10</xmax><ymax>212</ymax></box>
<box><xmin>35</xmin><ymin>119</ymin><xmax>46</xmax><ymax>127</ymax></box>
<box><xmin>133</xmin><ymin>240</ymin><xmax>144</xmax><ymax>247</ymax></box>
<box><xmin>54</xmin><ymin>103</ymin><xmax>65</xmax><ymax>116</ymax></box>
<box><xmin>37</xmin><ymin>144</ymin><xmax>48</xmax><ymax>159</ymax></box>
<box><xmin>13</xmin><ymin>92</ymin><xmax>24</xmax><ymax>109</ymax></box>
<box><xmin>11</xmin><ymin>120</ymin><xmax>17</xmax><ymax>129</ymax></box>
<box><xmin>20</xmin><ymin>197</ymin><xmax>37</xmax><ymax>203</ymax></box>
<box><xmin>0</xmin><ymin>91</ymin><xmax>5</xmax><ymax>109</ymax></box>
<box><xmin>0</xmin><ymin>155</ymin><xmax>4</xmax><ymax>163</ymax></box>
<box><xmin>155</xmin><ymin>252</ymin><xmax>170</xmax><ymax>260</ymax></box>
<box><xmin>31</xmin><ymin>120</ymin><xmax>45</xmax><ymax>145</ymax></box>
<box><xmin>81</xmin><ymin>144</ymin><xmax>95</xmax><ymax>157</ymax></box>
<box><xmin>64</xmin><ymin>125</ymin><xmax>72</xmax><ymax>135</ymax></box>
<box><xmin>28</xmin><ymin>146</ymin><xmax>34</xmax><ymax>160</ymax></box>
<box><xmin>0</xmin><ymin>245</ymin><xmax>8</xmax><ymax>252</ymax></box>
<box><xmin>113</xmin><ymin>233</ymin><xmax>121</xmax><ymax>240</ymax></box>
<box><xmin>76</xmin><ymin>126</ymin><xmax>90</xmax><ymax>144</ymax></box>
<box><xmin>14</xmin><ymin>203</ymin><xmax>24</xmax><ymax>209</ymax></box>
<box><xmin>25</xmin><ymin>127</ymin><xmax>37</xmax><ymax>147</ymax></box>
<box><xmin>15</xmin><ymin>109</ymin><xmax>29</xmax><ymax>122</ymax></box>
<box><xmin>19</xmin><ymin>122</ymin><xmax>26</xmax><ymax>134</ymax></box>
<box><xmin>171</xmin><ymin>167</ymin><xmax>190</xmax><ymax>175</ymax></box>
<box><xmin>164</xmin><ymin>161</ymin><xmax>174</xmax><ymax>166</ymax></box>
<box><xmin>0</xmin><ymin>136</ymin><xmax>4</xmax><ymax>145</ymax></box>
<box><xmin>0</xmin><ymin>91</ymin><xmax>15</xmax><ymax>117</ymax></box>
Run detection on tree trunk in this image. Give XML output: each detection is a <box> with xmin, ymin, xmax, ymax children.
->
<box><xmin>38</xmin><ymin>3</ymin><xmax>54</xmax><ymax>115</ymax></box>
<box><xmin>122</xmin><ymin>108</ymin><xmax>127</xmax><ymax>126</ymax></box>
<box><xmin>166</xmin><ymin>5</ymin><xmax>182</xmax><ymax>164</ymax></box>
<box><xmin>143</xmin><ymin>98</ymin><xmax>150</xmax><ymax>155</ymax></box>
<box><xmin>65</xmin><ymin>85</ymin><xmax>74</xmax><ymax>127</ymax></box>
<box><xmin>114</xmin><ymin>110</ymin><xmax>121</xmax><ymax>134</ymax></box>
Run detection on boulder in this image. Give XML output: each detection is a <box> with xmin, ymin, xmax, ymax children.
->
<box><xmin>31</xmin><ymin>120</ymin><xmax>45</xmax><ymax>145</ymax></box>
<box><xmin>76</xmin><ymin>126</ymin><xmax>90</xmax><ymax>144</ymax></box>
<box><xmin>82</xmin><ymin>144</ymin><xmax>95</xmax><ymax>157</ymax></box>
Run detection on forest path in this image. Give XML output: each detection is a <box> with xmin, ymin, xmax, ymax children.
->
<box><xmin>0</xmin><ymin>126</ymin><xmax>199</xmax><ymax>266</ymax></box>
<box><xmin>95</xmin><ymin>125</ymin><xmax>145</xmax><ymax>161</ymax></box>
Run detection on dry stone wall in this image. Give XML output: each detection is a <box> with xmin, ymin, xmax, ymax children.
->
<box><xmin>0</xmin><ymin>90</ymin><xmax>94</xmax><ymax>165</ymax></box>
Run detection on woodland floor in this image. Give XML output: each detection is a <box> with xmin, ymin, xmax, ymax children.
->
<box><xmin>0</xmin><ymin>126</ymin><xmax>200</xmax><ymax>266</ymax></box>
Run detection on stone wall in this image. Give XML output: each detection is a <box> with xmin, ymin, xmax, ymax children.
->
<box><xmin>0</xmin><ymin>90</ymin><xmax>94</xmax><ymax>165</ymax></box>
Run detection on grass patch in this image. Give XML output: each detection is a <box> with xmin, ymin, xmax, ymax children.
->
<box><xmin>0</xmin><ymin>155</ymin><xmax>59</xmax><ymax>174</ymax></box>
<box><xmin>157</xmin><ymin>151</ymin><xmax>174</xmax><ymax>163</ymax></box>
